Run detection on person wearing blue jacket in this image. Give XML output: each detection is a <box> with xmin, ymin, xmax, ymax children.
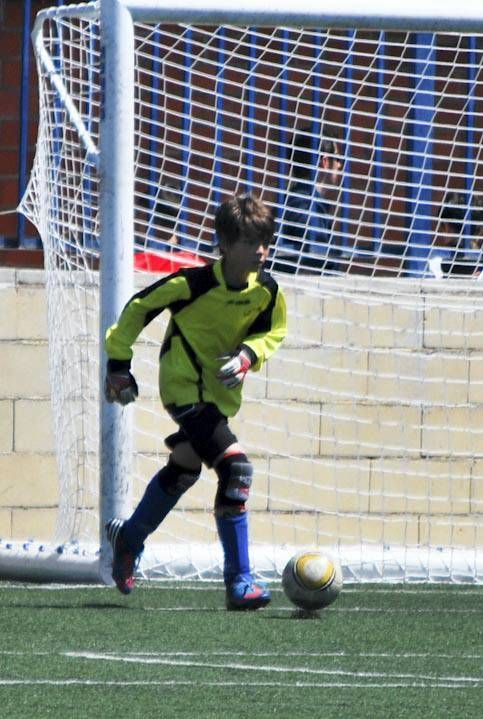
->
<box><xmin>272</xmin><ymin>126</ymin><xmax>344</xmax><ymax>274</ymax></box>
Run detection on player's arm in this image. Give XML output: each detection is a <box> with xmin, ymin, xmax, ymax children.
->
<box><xmin>217</xmin><ymin>287</ymin><xmax>287</xmax><ymax>388</ymax></box>
<box><xmin>243</xmin><ymin>287</ymin><xmax>287</xmax><ymax>369</ymax></box>
<box><xmin>104</xmin><ymin>274</ymin><xmax>190</xmax><ymax>404</ymax></box>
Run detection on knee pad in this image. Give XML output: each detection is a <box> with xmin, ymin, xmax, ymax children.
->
<box><xmin>157</xmin><ymin>458</ymin><xmax>201</xmax><ymax>497</ymax></box>
<box><xmin>215</xmin><ymin>453</ymin><xmax>253</xmax><ymax>514</ymax></box>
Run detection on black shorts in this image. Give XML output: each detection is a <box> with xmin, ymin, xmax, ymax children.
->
<box><xmin>165</xmin><ymin>402</ymin><xmax>238</xmax><ymax>467</ymax></box>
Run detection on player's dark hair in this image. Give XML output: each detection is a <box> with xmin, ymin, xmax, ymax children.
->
<box><xmin>215</xmin><ymin>193</ymin><xmax>275</xmax><ymax>249</ymax></box>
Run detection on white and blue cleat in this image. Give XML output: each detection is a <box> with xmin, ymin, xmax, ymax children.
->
<box><xmin>225</xmin><ymin>576</ymin><xmax>271</xmax><ymax>611</ymax></box>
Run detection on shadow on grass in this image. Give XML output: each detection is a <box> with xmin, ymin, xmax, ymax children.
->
<box><xmin>0</xmin><ymin>601</ymin><xmax>229</xmax><ymax>612</ymax></box>
<box><xmin>0</xmin><ymin>601</ymin><xmax>129</xmax><ymax>610</ymax></box>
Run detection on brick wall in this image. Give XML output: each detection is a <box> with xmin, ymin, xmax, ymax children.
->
<box><xmin>0</xmin><ymin>267</ymin><xmax>57</xmax><ymax>538</ymax></box>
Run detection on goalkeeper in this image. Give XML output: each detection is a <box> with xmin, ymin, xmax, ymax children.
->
<box><xmin>104</xmin><ymin>193</ymin><xmax>287</xmax><ymax>609</ymax></box>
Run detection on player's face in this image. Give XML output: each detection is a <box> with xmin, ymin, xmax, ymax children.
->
<box><xmin>222</xmin><ymin>234</ymin><xmax>270</xmax><ymax>275</ymax></box>
<box><xmin>320</xmin><ymin>143</ymin><xmax>344</xmax><ymax>187</ymax></box>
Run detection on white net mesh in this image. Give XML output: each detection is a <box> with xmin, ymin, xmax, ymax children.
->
<box><xmin>18</xmin><ymin>2</ymin><xmax>483</xmax><ymax>582</ymax></box>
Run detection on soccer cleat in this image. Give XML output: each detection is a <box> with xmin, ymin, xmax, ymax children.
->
<box><xmin>105</xmin><ymin>518</ymin><xmax>139</xmax><ymax>595</ymax></box>
<box><xmin>225</xmin><ymin>577</ymin><xmax>271</xmax><ymax>611</ymax></box>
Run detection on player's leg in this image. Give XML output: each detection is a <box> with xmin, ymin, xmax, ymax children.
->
<box><xmin>106</xmin><ymin>433</ymin><xmax>201</xmax><ymax>595</ymax></box>
<box><xmin>168</xmin><ymin>403</ymin><xmax>270</xmax><ymax>610</ymax></box>
<box><xmin>122</xmin><ymin>440</ymin><xmax>201</xmax><ymax>553</ymax></box>
<box><xmin>213</xmin><ymin>442</ymin><xmax>271</xmax><ymax>611</ymax></box>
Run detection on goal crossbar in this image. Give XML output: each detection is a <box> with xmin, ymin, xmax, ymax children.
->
<box><xmin>123</xmin><ymin>0</ymin><xmax>483</xmax><ymax>32</ymax></box>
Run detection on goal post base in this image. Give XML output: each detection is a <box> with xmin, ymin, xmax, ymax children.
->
<box><xmin>0</xmin><ymin>541</ymin><xmax>480</xmax><ymax>584</ymax></box>
<box><xmin>0</xmin><ymin>541</ymin><xmax>101</xmax><ymax>584</ymax></box>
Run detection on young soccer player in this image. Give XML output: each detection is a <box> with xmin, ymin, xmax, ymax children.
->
<box><xmin>104</xmin><ymin>193</ymin><xmax>287</xmax><ymax>609</ymax></box>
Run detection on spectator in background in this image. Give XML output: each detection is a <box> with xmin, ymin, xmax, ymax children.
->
<box><xmin>427</xmin><ymin>192</ymin><xmax>483</xmax><ymax>278</ymax></box>
<box><xmin>270</xmin><ymin>126</ymin><xmax>344</xmax><ymax>274</ymax></box>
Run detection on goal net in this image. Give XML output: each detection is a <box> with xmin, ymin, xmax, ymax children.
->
<box><xmin>12</xmin><ymin>0</ymin><xmax>483</xmax><ymax>583</ymax></box>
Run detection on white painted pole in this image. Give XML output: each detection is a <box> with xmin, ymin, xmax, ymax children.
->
<box><xmin>122</xmin><ymin>0</ymin><xmax>483</xmax><ymax>31</ymax></box>
<box><xmin>99</xmin><ymin>0</ymin><xmax>135</xmax><ymax>582</ymax></box>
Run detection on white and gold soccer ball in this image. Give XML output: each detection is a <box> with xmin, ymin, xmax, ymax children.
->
<box><xmin>282</xmin><ymin>550</ymin><xmax>343</xmax><ymax>611</ymax></box>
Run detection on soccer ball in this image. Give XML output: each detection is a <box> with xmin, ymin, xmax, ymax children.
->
<box><xmin>282</xmin><ymin>550</ymin><xmax>343</xmax><ymax>611</ymax></box>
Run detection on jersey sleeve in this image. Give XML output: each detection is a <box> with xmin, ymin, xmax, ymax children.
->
<box><xmin>105</xmin><ymin>273</ymin><xmax>190</xmax><ymax>362</ymax></box>
<box><xmin>242</xmin><ymin>285</ymin><xmax>287</xmax><ymax>371</ymax></box>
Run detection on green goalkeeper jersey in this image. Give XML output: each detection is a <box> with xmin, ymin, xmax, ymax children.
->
<box><xmin>105</xmin><ymin>258</ymin><xmax>287</xmax><ymax>417</ymax></box>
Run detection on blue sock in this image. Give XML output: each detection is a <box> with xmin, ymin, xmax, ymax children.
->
<box><xmin>123</xmin><ymin>472</ymin><xmax>179</xmax><ymax>554</ymax></box>
<box><xmin>215</xmin><ymin>512</ymin><xmax>251</xmax><ymax>586</ymax></box>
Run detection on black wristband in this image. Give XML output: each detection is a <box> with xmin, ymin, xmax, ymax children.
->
<box><xmin>107</xmin><ymin>358</ymin><xmax>132</xmax><ymax>372</ymax></box>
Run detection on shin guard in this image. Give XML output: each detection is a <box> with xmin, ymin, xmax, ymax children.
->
<box><xmin>215</xmin><ymin>512</ymin><xmax>251</xmax><ymax>587</ymax></box>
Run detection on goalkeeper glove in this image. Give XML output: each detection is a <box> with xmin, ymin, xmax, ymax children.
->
<box><xmin>105</xmin><ymin>361</ymin><xmax>139</xmax><ymax>405</ymax></box>
<box><xmin>217</xmin><ymin>346</ymin><xmax>255</xmax><ymax>388</ymax></box>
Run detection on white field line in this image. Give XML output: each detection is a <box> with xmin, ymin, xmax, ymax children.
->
<box><xmin>1</xmin><ymin>649</ymin><xmax>482</xmax><ymax>661</ymax></box>
<box><xmin>65</xmin><ymin>650</ymin><xmax>483</xmax><ymax>685</ymax></box>
<box><xmin>138</xmin><ymin>605</ymin><xmax>482</xmax><ymax>614</ymax></box>
<box><xmin>2</xmin><ymin>650</ymin><xmax>481</xmax><ymax>690</ymax></box>
<box><xmin>0</xmin><ymin>678</ymin><xmax>479</xmax><ymax>689</ymax></box>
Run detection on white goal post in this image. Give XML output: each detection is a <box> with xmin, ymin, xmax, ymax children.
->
<box><xmin>5</xmin><ymin>0</ymin><xmax>483</xmax><ymax>583</ymax></box>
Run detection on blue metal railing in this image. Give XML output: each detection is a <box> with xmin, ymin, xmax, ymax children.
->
<box><xmin>406</xmin><ymin>33</ymin><xmax>436</xmax><ymax>277</ymax></box>
<box><xmin>373</xmin><ymin>32</ymin><xmax>386</xmax><ymax>255</ymax></box>
<box><xmin>244</xmin><ymin>29</ymin><xmax>257</xmax><ymax>192</ymax></box>
<box><xmin>276</xmin><ymin>28</ymin><xmax>290</xmax><ymax>225</ymax></box>
<box><xmin>341</xmin><ymin>30</ymin><xmax>355</xmax><ymax>255</ymax></box>
<box><xmin>145</xmin><ymin>28</ymin><xmax>163</xmax><ymax>249</ymax></box>
<box><xmin>465</xmin><ymin>34</ymin><xmax>478</xmax><ymax>243</ymax></box>
<box><xmin>213</xmin><ymin>27</ymin><xmax>226</xmax><ymax>212</ymax></box>
<box><xmin>180</xmin><ymin>27</ymin><xmax>194</xmax><ymax>249</ymax></box>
